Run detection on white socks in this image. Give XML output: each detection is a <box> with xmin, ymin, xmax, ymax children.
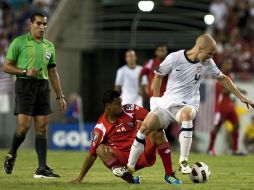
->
<box><xmin>127</xmin><ymin>130</ymin><xmax>146</xmax><ymax>169</ymax></box>
<box><xmin>179</xmin><ymin>120</ymin><xmax>193</xmax><ymax>162</ymax></box>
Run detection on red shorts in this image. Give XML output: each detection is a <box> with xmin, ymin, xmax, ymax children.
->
<box><xmin>220</xmin><ymin>98</ymin><xmax>239</xmax><ymax>124</ymax></box>
<box><xmin>111</xmin><ymin>137</ymin><xmax>156</xmax><ymax>171</ymax></box>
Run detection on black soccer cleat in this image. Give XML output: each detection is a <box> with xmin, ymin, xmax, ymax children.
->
<box><xmin>34</xmin><ymin>167</ymin><xmax>60</xmax><ymax>178</ymax></box>
<box><xmin>4</xmin><ymin>154</ymin><xmax>16</xmax><ymax>174</ymax></box>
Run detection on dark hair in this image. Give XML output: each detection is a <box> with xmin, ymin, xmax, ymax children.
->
<box><xmin>156</xmin><ymin>43</ymin><xmax>168</xmax><ymax>49</ymax></box>
<box><xmin>30</xmin><ymin>12</ymin><xmax>47</xmax><ymax>23</ymax></box>
<box><xmin>102</xmin><ymin>90</ymin><xmax>120</xmax><ymax>106</ymax></box>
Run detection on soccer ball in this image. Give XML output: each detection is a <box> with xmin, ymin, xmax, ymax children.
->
<box><xmin>189</xmin><ymin>162</ymin><xmax>211</xmax><ymax>183</ymax></box>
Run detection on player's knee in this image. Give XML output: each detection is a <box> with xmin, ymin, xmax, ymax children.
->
<box><xmin>17</xmin><ymin>123</ymin><xmax>30</xmax><ymax>136</ymax></box>
<box><xmin>140</xmin><ymin>113</ymin><xmax>160</xmax><ymax>135</ymax></box>
<box><xmin>96</xmin><ymin>144</ymin><xmax>112</xmax><ymax>159</ymax></box>
<box><xmin>35</xmin><ymin>123</ymin><xmax>48</xmax><ymax>135</ymax></box>
<box><xmin>178</xmin><ymin>106</ymin><xmax>196</xmax><ymax>122</ymax></box>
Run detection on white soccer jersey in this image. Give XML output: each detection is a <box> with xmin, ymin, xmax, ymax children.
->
<box><xmin>115</xmin><ymin>65</ymin><xmax>147</xmax><ymax>106</ymax></box>
<box><xmin>153</xmin><ymin>50</ymin><xmax>221</xmax><ymax>111</ymax></box>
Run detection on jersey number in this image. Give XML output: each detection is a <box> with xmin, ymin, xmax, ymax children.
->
<box><xmin>194</xmin><ymin>74</ymin><xmax>201</xmax><ymax>83</ymax></box>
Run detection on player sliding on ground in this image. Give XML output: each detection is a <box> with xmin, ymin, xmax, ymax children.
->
<box><xmin>125</xmin><ymin>34</ymin><xmax>254</xmax><ymax>175</ymax></box>
<box><xmin>70</xmin><ymin>90</ymin><xmax>182</xmax><ymax>184</ymax></box>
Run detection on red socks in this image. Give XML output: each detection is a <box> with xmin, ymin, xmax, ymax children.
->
<box><xmin>157</xmin><ymin>142</ymin><xmax>173</xmax><ymax>176</ymax></box>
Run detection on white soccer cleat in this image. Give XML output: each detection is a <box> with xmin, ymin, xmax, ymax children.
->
<box><xmin>112</xmin><ymin>167</ymin><xmax>129</xmax><ymax>177</ymax></box>
<box><xmin>179</xmin><ymin>160</ymin><xmax>191</xmax><ymax>174</ymax></box>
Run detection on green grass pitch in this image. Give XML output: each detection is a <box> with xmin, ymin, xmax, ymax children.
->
<box><xmin>0</xmin><ymin>149</ymin><xmax>254</xmax><ymax>190</ymax></box>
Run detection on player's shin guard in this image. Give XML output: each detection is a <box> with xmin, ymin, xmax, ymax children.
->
<box><xmin>157</xmin><ymin>142</ymin><xmax>173</xmax><ymax>176</ymax></box>
<box><xmin>179</xmin><ymin>121</ymin><xmax>193</xmax><ymax>162</ymax></box>
<box><xmin>127</xmin><ymin>130</ymin><xmax>146</xmax><ymax>170</ymax></box>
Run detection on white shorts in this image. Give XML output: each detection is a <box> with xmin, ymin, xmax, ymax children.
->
<box><xmin>0</xmin><ymin>93</ymin><xmax>10</xmax><ymax>113</ymax></box>
<box><xmin>150</xmin><ymin>97</ymin><xmax>196</xmax><ymax>129</ymax></box>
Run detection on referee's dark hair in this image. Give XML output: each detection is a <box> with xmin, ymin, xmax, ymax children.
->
<box><xmin>31</xmin><ymin>12</ymin><xmax>47</xmax><ymax>23</ymax></box>
<box><xmin>102</xmin><ymin>90</ymin><xmax>120</xmax><ymax>106</ymax></box>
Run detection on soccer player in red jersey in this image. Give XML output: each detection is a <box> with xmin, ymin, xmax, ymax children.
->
<box><xmin>70</xmin><ymin>90</ymin><xmax>182</xmax><ymax>184</ymax></box>
<box><xmin>139</xmin><ymin>45</ymin><xmax>168</xmax><ymax>98</ymax></box>
<box><xmin>208</xmin><ymin>59</ymin><xmax>245</xmax><ymax>155</ymax></box>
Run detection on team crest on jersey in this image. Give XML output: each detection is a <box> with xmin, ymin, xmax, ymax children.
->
<box><xmin>196</xmin><ymin>65</ymin><xmax>203</xmax><ymax>73</ymax></box>
<box><xmin>125</xmin><ymin>104</ymin><xmax>134</xmax><ymax>111</ymax></box>
<box><xmin>128</xmin><ymin>122</ymin><xmax>134</xmax><ymax>128</ymax></box>
<box><xmin>45</xmin><ymin>50</ymin><xmax>52</xmax><ymax>61</ymax></box>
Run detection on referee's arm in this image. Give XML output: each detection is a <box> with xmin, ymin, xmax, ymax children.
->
<box><xmin>3</xmin><ymin>59</ymin><xmax>37</xmax><ymax>77</ymax></box>
<box><xmin>48</xmin><ymin>67</ymin><xmax>67</xmax><ymax>112</ymax></box>
<box><xmin>3</xmin><ymin>59</ymin><xmax>24</xmax><ymax>75</ymax></box>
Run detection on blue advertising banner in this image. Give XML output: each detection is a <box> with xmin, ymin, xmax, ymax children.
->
<box><xmin>49</xmin><ymin>123</ymin><xmax>95</xmax><ymax>150</ymax></box>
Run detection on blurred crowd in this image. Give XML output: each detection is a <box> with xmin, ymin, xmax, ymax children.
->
<box><xmin>210</xmin><ymin>0</ymin><xmax>254</xmax><ymax>80</ymax></box>
<box><xmin>0</xmin><ymin>0</ymin><xmax>59</xmax><ymax>62</ymax></box>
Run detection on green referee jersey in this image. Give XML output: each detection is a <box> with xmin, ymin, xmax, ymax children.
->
<box><xmin>6</xmin><ymin>32</ymin><xmax>56</xmax><ymax>80</ymax></box>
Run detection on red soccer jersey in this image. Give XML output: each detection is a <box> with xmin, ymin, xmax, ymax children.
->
<box><xmin>140</xmin><ymin>58</ymin><xmax>168</xmax><ymax>97</ymax></box>
<box><xmin>214</xmin><ymin>73</ymin><xmax>235</xmax><ymax>112</ymax></box>
<box><xmin>89</xmin><ymin>104</ymin><xmax>148</xmax><ymax>155</ymax></box>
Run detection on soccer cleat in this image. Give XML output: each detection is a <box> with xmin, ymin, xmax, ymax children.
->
<box><xmin>4</xmin><ymin>154</ymin><xmax>16</xmax><ymax>174</ymax></box>
<box><xmin>34</xmin><ymin>168</ymin><xmax>60</xmax><ymax>178</ymax></box>
<box><xmin>165</xmin><ymin>172</ymin><xmax>182</xmax><ymax>184</ymax></box>
<box><xmin>132</xmin><ymin>176</ymin><xmax>141</xmax><ymax>184</ymax></box>
<box><xmin>112</xmin><ymin>166</ymin><xmax>140</xmax><ymax>184</ymax></box>
<box><xmin>207</xmin><ymin>148</ymin><xmax>216</xmax><ymax>156</ymax></box>
<box><xmin>112</xmin><ymin>166</ymin><xmax>129</xmax><ymax>177</ymax></box>
<box><xmin>45</xmin><ymin>165</ymin><xmax>54</xmax><ymax>172</ymax></box>
<box><xmin>179</xmin><ymin>160</ymin><xmax>191</xmax><ymax>174</ymax></box>
<box><xmin>232</xmin><ymin>150</ymin><xmax>247</xmax><ymax>156</ymax></box>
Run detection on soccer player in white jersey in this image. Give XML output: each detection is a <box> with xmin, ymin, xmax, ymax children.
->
<box><xmin>125</xmin><ymin>34</ymin><xmax>254</xmax><ymax>175</ymax></box>
<box><xmin>115</xmin><ymin>50</ymin><xmax>147</xmax><ymax>106</ymax></box>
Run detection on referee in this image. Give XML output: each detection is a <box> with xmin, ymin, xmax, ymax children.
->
<box><xmin>3</xmin><ymin>12</ymin><xmax>66</xmax><ymax>178</ymax></box>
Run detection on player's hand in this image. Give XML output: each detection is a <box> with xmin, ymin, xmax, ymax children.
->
<box><xmin>239</xmin><ymin>96</ymin><xmax>254</xmax><ymax>109</ymax></box>
<box><xmin>69</xmin><ymin>177</ymin><xmax>82</xmax><ymax>184</ymax></box>
<box><xmin>26</xmin><ymin>68</ymin><xmax>38</xmax><ymax>77</ymax></box>
<box><xmin>58</xmin><ymin>98</ymin><xmax>67</xmax><ymax>112</ymax></box>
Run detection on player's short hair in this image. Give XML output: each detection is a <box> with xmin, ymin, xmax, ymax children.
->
<box><xmin>30</xmin><ymin>12</ymin><xmax>47</xmax><ymax>23</ymax></box>
<box><xmin>102</xmin><ymin>90</ymin><xmax>120</xmax><ymax>106</ymax></box>
<box><xmin>156</xmin><ymin>43</ymin><xmax>168</xmax><ymax>49</ymax></box>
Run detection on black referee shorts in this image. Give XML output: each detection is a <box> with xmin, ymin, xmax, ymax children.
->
<box><xmin>14</xmin><ymin>78</ymin><xmax>52</xmax><ymax>116</ymax></box>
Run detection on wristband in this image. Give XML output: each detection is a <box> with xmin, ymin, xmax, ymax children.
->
<box><xmin>56</xmin><ymin>95</ymin><xmax>65</xmax><ymax>100</ymax></box>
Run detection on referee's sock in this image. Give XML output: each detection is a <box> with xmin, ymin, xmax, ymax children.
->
<box><xmin>127</xmin><ymin>130</ymin><xmax>146</xmax><ymax>169</ymax></box>
<box><xmin>9</xmin><ymin>132</ymin><xmax>26</xmax><ymax>156</ymax></box>
<box><xmin>35</xmin><ymin>135</ymin><xmax>47</xmax><ymax>170</ymax></box>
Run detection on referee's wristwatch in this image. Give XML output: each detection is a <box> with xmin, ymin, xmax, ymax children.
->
<box><xmin>22</xmin><ymin>69</ymin><xmax>27</xmax><ymax>76</ymax></box>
